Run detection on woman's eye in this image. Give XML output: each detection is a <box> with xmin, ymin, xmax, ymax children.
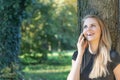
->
<box><xmin>91</xmin><ymin>24</ymin><xmax>96</xmax><ymax>27</ymax></box>
<box><xmin>83</xmin><ymin>25</ymin><xmax>87</xmax><ymax>28</ymax></box>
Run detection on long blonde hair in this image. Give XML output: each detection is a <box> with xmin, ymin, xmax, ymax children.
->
<box><xmin>82</xmin><ymin>15</ymin><xmax>112</xmax><ymax>78</ymax></box>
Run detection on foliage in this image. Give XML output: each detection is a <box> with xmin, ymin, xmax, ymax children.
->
<box><xmin>0</xmin><ymin>0</ymin><xmax>27</xmax><ymax>79</ymax></box>
<box><xmin>0</xmin><ymin>0</ymin><xmax>77</xmax><ymax>79</ymax></box>
<box><xmin>21</xmin><ymin>0</ymin><xmax>77</xmax><ymax>63</ymax></box>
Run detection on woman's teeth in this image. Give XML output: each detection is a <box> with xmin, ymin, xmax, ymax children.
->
<box><xmin>87</xmin><ymin>33</ymin><xmax>94</xmax><ymax>36</ymax></box>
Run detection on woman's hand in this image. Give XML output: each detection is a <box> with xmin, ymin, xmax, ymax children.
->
<box><xmin>67</xmin><ymin>33</ymin><xmax>87</xmax><ymax>80</ymax></box>
<box><xmin>77</xmin><ymin>33</ymin><xmax>88</xmax><ymax>55</ymax></box>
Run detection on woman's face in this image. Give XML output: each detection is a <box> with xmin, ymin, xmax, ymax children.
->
<box><xmin>83</xmin><ymin>18</ymin><xmax>101</xmax><ymax>42</ymax></box>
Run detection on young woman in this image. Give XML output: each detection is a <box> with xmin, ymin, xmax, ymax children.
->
<box><xmin>67</xmin><ymin>15</ymin><xmax>120</xmax><ymax>80</ymax></box>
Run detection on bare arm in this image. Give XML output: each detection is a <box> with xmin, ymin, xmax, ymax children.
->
<box><xmin>113</xmin><ymin>64</ymin><xmax>120</xmax><ymax>80</ymax></box>
<box><xmin>67</xmin><ymin>33</ymin><xmax>88</xmax><ymax>80</ymax></box>
<box><xmin>67</xmin><ymin>52</ymin><xmax>84</xmax><ymax>80</ymax></box>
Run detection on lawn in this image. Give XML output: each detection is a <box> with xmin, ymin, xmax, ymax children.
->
<box><xmin>22</xmin><ymin>50</ymin><xmax>73</xmax><ymax>80</ymax></box>
<box><xmin>23</xmin><ymin>64</ymin><xmax>71</xmax><ymax>80</ymax></box>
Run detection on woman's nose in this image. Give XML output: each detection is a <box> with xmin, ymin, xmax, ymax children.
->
<box><xmin>86</xmin><ymin>26</ymin><xmax>91</xmax><ymax>31</ymax></box>
<box><xmin>83</xmin><ymin>26</ymin><xmax>91</xmax><ymax>33</ymax></box>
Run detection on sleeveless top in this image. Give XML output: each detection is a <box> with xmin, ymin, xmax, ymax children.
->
<box><xmin>72</xmin><ymin>48</ymin><xmax>120</xmax><ymax>80</ymax></box>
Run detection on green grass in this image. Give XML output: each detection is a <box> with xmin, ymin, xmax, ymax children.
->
<box><xmin>23</xmin><ymin>64</ymin><xmax>71</xmax><ymax>80</ymax></box>
<box><xmin>22</xmin><ymin>50</ymin><xmax>73</xmax><ymax>80</ymax></box>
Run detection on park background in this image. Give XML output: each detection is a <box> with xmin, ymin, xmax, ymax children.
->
<box><xmin>0</xmin><ymin>0</ymin><xmax>78</xmax><ymax>80</ymax></box>
<box><xmin>21</xmin><ymin>0</ymin><xmax>77</xmax><ymax>80</ymax></box>
<box><xmin>1</xmin><ymin>0</ymin><xmax>120</xmax><ymax>80</ymax></box>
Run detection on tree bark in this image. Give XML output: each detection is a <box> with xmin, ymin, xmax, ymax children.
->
<box><xmin>78</xmin><ymin>0</ymin><xmax>120</xmax><ymax>53</ymax></box>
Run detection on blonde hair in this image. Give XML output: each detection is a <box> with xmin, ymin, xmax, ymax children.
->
<box><xmin>82</xmin><ymin>15</ymin><xmax>112</xmax><ymax>78</ymax></box>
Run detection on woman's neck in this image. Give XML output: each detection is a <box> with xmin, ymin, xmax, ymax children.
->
<box><xmin>88</xmin><ymin>40</ymin><xmax>99</xmax><ymax>54</ymax></box>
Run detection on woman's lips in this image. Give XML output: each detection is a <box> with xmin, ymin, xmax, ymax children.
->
<box><xmin>87</xmin><ymin>33</ymin><xmax>94</xmax><ymax>36</ymax></box>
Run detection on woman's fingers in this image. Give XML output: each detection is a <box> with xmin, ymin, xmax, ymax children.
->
<box><xmin>81</xmin><ymin>36</ymin><xmax>86</xmax><ymax>45</ymax></box>
<box><xmin>84</xmin><ymin>40</ymin><xmax>88</xmax><ymax>48</ymax></box>
<box><xmin>77</xmin><ymin>33</ymin><xmax>85</xmax><ymax>47</ymax></box>
<box><xmin>77</xmin><ymin>33</ymin><xmax>87</xmax><ymax>55</ymax></box>
<box><xmin>77</xmin><ymin>33</ymin><xmax>88</xmax><ymax>49</ymax></box>
<box><xmin>78</xmin><ymin>33</ymin><xmax>84</xmax><ymax>41</ymax></box>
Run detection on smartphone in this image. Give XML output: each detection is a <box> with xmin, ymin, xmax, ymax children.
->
<box><xmin>83</xmin><ymin>34</ymin><xmax>87</xmax><ymax>41</ymax></box>
<box><xmin>81</xmin><ymin>29</ymin><xmax>86</xmax><ymax>41</ymax></box>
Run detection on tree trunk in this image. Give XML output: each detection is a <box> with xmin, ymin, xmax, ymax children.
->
<box><xmin>78</xmin><ymin>0</ymin><xmax>120</xmax><ymax>53</ymax></box>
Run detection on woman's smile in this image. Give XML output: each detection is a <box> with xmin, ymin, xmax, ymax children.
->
<box><xmin>87</xmin><ymin>33</ymin><xmax>95</xmax><ymax>36</ymax></box>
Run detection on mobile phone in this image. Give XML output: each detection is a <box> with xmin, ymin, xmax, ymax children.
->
<box><xmin>83</xmin><ymin>34</ymin><xmax>87</xmax><ymax>41</ymax></box>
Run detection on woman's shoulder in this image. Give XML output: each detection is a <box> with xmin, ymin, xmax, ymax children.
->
<box><xmin>110</xmin><ymin>49</ymin><xmax>120</xmax><ymax>70</ymax></box>
<box><xmin>110</xmin><ymin>49</ymin><xmax>120</xmax><ymax>60</ymax></box>
<box><xmin>72</xmin><ymin>51</ymin><xmax>78</xmax><ymax>60</ymax></box>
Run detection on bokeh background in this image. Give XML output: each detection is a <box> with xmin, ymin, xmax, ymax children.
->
<box><xmin>1</xmin><ymin>0</ymin><xmax>120</xmax><ymax>80</ymax></box>
<box><xmin>0</xmin><ymin>0</ymin><xmax>77</xmax><ymax>80</ymax></box>
<box><xmin>20</xmin><ymin>0</ymin><xmax>77</xmax><ymax>80</ymax></box>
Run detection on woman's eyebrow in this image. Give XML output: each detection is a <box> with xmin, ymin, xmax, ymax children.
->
<box><xmin>90</xmin><ymin>23</ymin><xmax>96</xmax><ymax>25</ymax></box>
<box><xmin>83</xmin><ymin>23</ymin><xmax>96</xmax><ymax>26</ymax></box>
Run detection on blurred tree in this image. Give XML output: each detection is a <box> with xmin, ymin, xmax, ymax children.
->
<box><xmin>21</xmin><ymin>0</ymin><xmax>77</xmax><ymax>64</ymax></box>
<box><xmin>21</xmin><ymin>0</ymin><xmax>55</xmax><ymax>63</ymax></box>
<box><xmin>52</xmin><ymin>4</ymin><xmax>77</xmax><ymax>51</ymax></box>
<box><xmin>0</xmin><ymin>0</ymin><xmax>27</xmax><ymax>79</ymax></box>
<box><xmin>78</xmin><ymin>0</ymin><xmax>120</xmax><ymax>53</ymax></box>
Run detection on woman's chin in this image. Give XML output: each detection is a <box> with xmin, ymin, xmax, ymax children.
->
<box><xmin>87</xmin><ymin>38</ymin><xmax>94</xmax><ymax>42</ymax></box>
